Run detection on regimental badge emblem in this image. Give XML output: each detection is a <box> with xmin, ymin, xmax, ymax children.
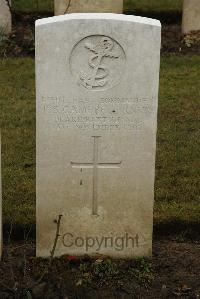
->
<box><xmin>70</xmin><ymin>35</ymin><xmax>126</xmax><ymax>91</ymax></box>
<box><xmin>80</xmin><ymin>37</ymin><xmax>120</xmax><ymax>89</ymax></box>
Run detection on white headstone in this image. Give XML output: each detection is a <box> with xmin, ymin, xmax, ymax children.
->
<box><xmin>182</xmin><ymin>0</ymin><xmax>200</xmax><ymax>34</ymax></box>
<box><xmin>54</xmin><ymin>0</ymin><xmax>123</xmax><ymax>15</ymax></box>
<box><xmin>0</xmin><ymin>0</ymin><xmax>11</xmax><ymax>35</ymax></box>
<box><xmin>36</xmin><ymin>14</ymin><xmax>161</xmax><ymax>258</ymax></box>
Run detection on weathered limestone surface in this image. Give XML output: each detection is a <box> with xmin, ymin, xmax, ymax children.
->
<box><xmin>36</xmin><ymin>14</ymin><xmax>161</xmax><ymax>258</ymax></box>
<box><xmin>182</xmin><ymin>0</ymin><xmax>200</xmax><ymax>34</ymax></box>
<box><xmin>0</xmin><ymin>0</ymin><xmax>11</xmax><ymax>35</ymax></box>
<box><xmin>54</xmin><ymin>0</ymin><xmax>123</xmax><ymax>15</ymax></box>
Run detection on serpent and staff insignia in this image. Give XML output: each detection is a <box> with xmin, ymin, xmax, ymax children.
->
<box><xmin>79</xmin><ymin>37</ymin><xmax>120</xmax><ymax>89</ymax></box>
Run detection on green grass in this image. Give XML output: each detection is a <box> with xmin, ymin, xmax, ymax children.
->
<box><xmin>12</xmin><ymin>0</ymin><xmax>54</xmax><ymax>12</ymax></box>
<box><xmin>125</xmin><ymin>0</ymin><xmax>183</xmax><ymax>13</ymax></box>
<box><xmin>155</xmin><ymin>55</ymin><xmax>200</xmax><ymax>225</ymax></box>
<box><xmin>0</xmin><ymin>55</ymin><xmax>200</xmax><ymax>228</ymax></box>
<box><xmin>12</xmin><ymin>0</ymin><xmax>183</xmax><ymax>13</ymax></box>
<box><xmin>0</xmin><ymin>58</ymin><xmax>35</xmax><ymax>226</ymax></box>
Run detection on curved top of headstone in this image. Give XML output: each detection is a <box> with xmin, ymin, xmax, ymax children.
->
<box><xmin>36</xmin><ymin>13</ymin><xmax>161</xmax><ymax>28</ymax></box>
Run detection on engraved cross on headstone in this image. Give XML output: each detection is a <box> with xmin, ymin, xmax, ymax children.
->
<box><xmin>71</xmin><ymin>136</ymin><xmax>122</xmax><ymax>216</ymax></box>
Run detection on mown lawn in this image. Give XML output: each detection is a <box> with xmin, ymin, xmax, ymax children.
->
<box><xmin>12</xmin><ymin>0</ymin><xmax>183</xmax><ymax>13</ymax></box>
<box><xmin>155</xmin><ymin>56</ymin><xmax>200</xmax><ymax>227</ymax></box>
<box><xmin>125</xmin><ymin>0</ymin><xmax>182</xmax><ymax>13</ymax></box>
<box><xmin>0</xmin><ymin>58</ymin><xmax>35</xmax><ymax>226</ymax></box>
<box><xmin>0</xmin><ymin>55</ymin><xmax>199</xmax><ymax>229</ymax></box>
<box><xmin>12</xmin><ymin>0</ymin><xmax>53</xmax><ymax>12</ymax></box>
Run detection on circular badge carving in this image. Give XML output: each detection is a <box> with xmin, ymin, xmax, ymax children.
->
<box><xmin>70</xmin><ymin>35</ymin><xmax>126</xmax><ymax>91</ymax></box>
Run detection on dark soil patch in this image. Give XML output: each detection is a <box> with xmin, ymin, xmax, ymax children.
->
<box><xmin>0</xmin><ymin>12</ymin><xmax>50</xmax><ymax>57</ymax></box>
<box><xmin>162</xmin><ymin>25</ymin><xmax>200</xmax><ymax>55</ymax></box>
<box><xmin>0</xmin><ymin>239</ymin><xmax>200</xmax><ymax>298</ymax></box>
<box><xmin>0</xmin><ymin>12</ymin><xmax>200</xmax><ymax>58</ymax></box>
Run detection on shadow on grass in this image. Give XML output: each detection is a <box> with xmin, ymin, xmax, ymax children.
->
<box><xmin>124</xmin><ymin>10</ymin><xmax>182</xmax><ymax>24</ymax></box>
<box><xmin>3</xmin><ymin>219</ymin><xmax>200</xmax><ymax>242</ymax></box>
<box><xmin>12</xmin><ymin>10</ymin><xmax>182</xmax><ymax>25</ymax></box>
